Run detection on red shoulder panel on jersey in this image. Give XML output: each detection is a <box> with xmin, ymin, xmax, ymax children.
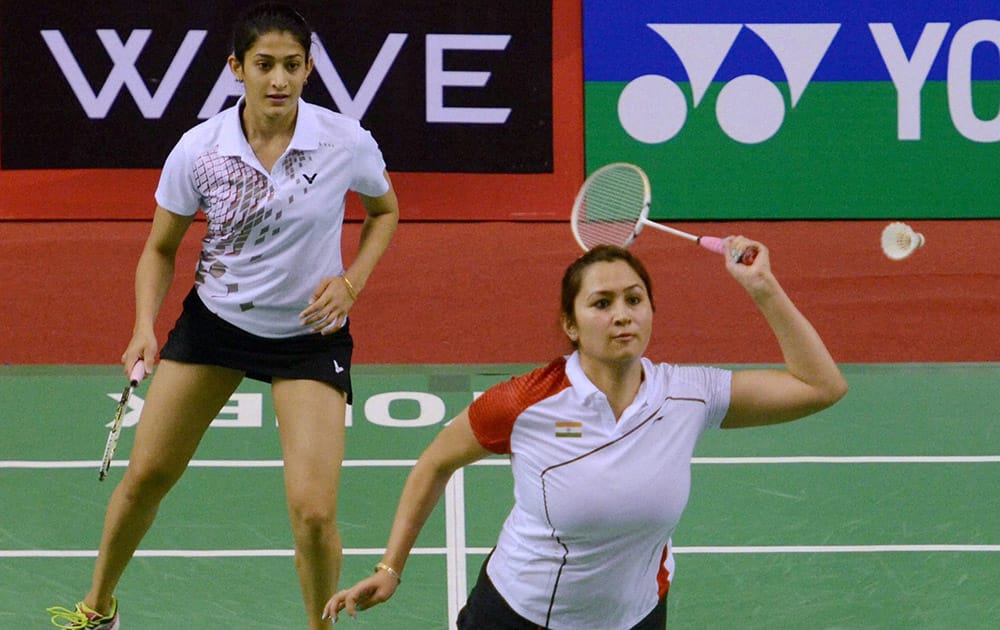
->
<box><xmin>468</xmin><ymin>357</ymin><xmax>572</xmax><ymax>453</ymax></box>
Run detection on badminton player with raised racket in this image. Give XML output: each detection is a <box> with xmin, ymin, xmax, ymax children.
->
<box><xmin>46</xmin><ymin>3</ymin><xmax>399</xmax><ymax>629</ymax></box>
<box><xmin>325</xmin><ymin>242</ymin><xmax>847</xmax><ymax>629</ymax></box>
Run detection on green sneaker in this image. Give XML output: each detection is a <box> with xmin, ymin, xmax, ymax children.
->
<box><xmin>47</xmin><ymin>597</ymin><xmax>119</xmax><ymax>629</ymax></box>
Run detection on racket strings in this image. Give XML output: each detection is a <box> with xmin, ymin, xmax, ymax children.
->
<box><xmin>575</xmin><ymin>166</ymin><xmax>648</xmax><ymax>250</ymax></box>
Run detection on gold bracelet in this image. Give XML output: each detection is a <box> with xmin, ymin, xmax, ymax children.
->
<box><xmin>341</xmin><ymin>274</ymin><xmax>358</xmax><ymax>301</ymax></box>
<box><xmin>374</xmin><ymin>562</ymin><xmax>401</xmax><ymax>583</ymax></box>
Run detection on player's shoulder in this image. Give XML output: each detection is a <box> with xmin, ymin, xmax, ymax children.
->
<box><xmin>300</xmin><ymin>100</ymin><xmax>367</xmax><ymax>144</ymax></box>
<box><xmin>505</xmin><ymin>357</ymin><xmax>573</xmax><ymax>399</ymax></box>
<box><xmin>646</xmin><ymin>359</ymin><xmax>730</xmax><ymax>397</ymax></box>
<box><xmin>477</xmin><ymin>358</ymin><xmax>572</xmax><ymax>413</ymax></box>
<box><xmin>468</xmin><ymin>358</ymin><xmax>572</xmax><ymax>453</ymax></box>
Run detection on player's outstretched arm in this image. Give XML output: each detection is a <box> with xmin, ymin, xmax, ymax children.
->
<box><xmin>323</xmin><ymin>409</ymin><xmax>490</xmax><ymax>622</ymax></box>
<box><xmin>721</xmin><ymin>237</ymin><xmax>848</xmax><ymax>428</ymax></box>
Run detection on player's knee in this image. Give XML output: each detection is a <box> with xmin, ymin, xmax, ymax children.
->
<box><xmin>121</xmin><ymin>462</ymin><xmax>182</xmax><ymax>502</ymax></box>
<box><xmin>287</xmin><ymin>499</ymin><xmax>338</xmax><ymax>538</ymax></box>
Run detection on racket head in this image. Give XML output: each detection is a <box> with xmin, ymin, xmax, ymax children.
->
<box><xmin>570</xmin><ymin>162</ymin><xmax>651</xmax><ymax>251</ymax></box>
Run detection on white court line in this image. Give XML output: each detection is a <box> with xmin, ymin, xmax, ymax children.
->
<box><xmin>473</xmin><ymin>456</ymin><xmax>1000</xmax><ymax>465</ymax></box>
<box><xmin>694</xmin><ymin>456</ymin><xmax>1000</xmax><ymax>464</ymax></box>
<box><xmin>3</xmin><ymin>455</ymin><xmax>1000</xmax><ymax>469</ymax></box>
<box><xmin>0</xmin><ymin>548</ymin><xmax>444</xmax><ymax>558</ymax></box>
<box><xmin>4</xmin><ymin>544</ymin><xmax>998</xmax><ymax>559</ymax></box>
<box><xmin>459</xmin><ymin>545</ymin><xmax>1000</xmax><ymax>554</ymax></box>
<box><xmin>673</xmin><ymin>545</ymin><xmax>1000</xmax><ymax>553</ymax></box>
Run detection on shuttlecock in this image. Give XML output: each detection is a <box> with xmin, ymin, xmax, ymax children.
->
<box><xmin>881</xmin><ymin>222</ymin><xmax>925</xmax><ymax>260</ymax></box>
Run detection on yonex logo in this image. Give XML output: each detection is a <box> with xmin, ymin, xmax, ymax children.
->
<box><xmin>618</xmin><ymin>20</ymin><xmax>1000</xmax><ymax>145</ymax></box>
<box><xmin>619</xmin><ymin>23</ymin><xmax>840</xmax><ymax>145</ymax></box>
<box><xmin>303</xmin><ymin>173</ymin><xmax>317</xmax><ymax>184</ymax></box>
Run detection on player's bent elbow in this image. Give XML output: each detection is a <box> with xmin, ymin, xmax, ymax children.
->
<box><xmin>791</xmin><ymin>376</ymin><xmax>849</xmax><ymax>421</ymax></box>
<box><xmin>816</xmin><ymin>375</ymin><xmax>849</xmax><ymax>410</ymax></box>
<box><xmin>834</xmin><ymin>376</ymin><xmax>849</xmax><ymax>401</ymax></box>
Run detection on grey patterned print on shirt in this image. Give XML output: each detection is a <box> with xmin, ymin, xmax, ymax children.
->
<box><xmin>191</xmin><ymin>150</ymin><xmax>283</xmax><ymax>306</ymax></box>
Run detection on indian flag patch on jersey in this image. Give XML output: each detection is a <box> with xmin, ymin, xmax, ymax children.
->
<box><xmin>555</xmin><ymin>421</ymin><xmax>583</xmax><ymax>438</ymax></box>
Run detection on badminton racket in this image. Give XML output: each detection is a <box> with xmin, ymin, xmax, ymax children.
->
<box><xmin>570</xmin><ymin>162</ymin><xmax>756</xmax><ymax>264</ymax></box>
<box><xmin>99</xmin><ymin>360</ymin><xmax>146</xmax><ymax>481</ymax></box>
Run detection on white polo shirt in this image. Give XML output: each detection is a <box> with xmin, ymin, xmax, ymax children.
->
<box><xmin>155</xmin><ymin>98</ymin><xmax>389</xmax><ymax>338</ymax></box>
<box><xmin>468</xmin><ymin>352</ymin><xmax>731</xmax><ymax>629</ymax></box>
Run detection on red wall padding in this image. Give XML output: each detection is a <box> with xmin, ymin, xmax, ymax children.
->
<box><xmin>2</xmin><ymin>219</ymin><xmax>997</xmax><ymax>365</ymax></box>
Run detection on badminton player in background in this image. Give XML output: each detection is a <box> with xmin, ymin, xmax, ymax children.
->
<box><xmin>47</xmin><ymin>3</ymin><xmax>399</xmax><ymax>629</ymax></box>
<box><xmin>325</xmin><ymin>241</ymin><xmax>846</xmax><ymax>629</ymax></box>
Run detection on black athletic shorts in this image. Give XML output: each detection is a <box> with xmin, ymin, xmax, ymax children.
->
<box><xmin>457</xmin><ymin>554</ymin><xmax>667</xmax><ymax>629</ymax></box>
<box><xmin>160</xmin><ymin>288</ymin><xmax>354</xmax><ymax>403</ymax></box>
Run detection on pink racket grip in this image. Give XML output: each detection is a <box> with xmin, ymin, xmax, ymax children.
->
<box><xmin>696</xmin><ymin>236</ymin><xmax>726</xmax><ymax>255</ymax></box>
<box><xmin>697</xmin><ymin>236</ymin><xmax>757</xmax><ymax>265</ymax></box>
<box><xmin>128</xmin><ymin>359</ymin><xmax>147</xmax><ymax>386</ymax></box>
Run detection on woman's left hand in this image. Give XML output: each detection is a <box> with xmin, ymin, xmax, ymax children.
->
<box><xmin>299</xmin><ymin>275</ymin><xmax>356</xmax><ymax>334</ymax></box>
<box><xmin>323</xmin><ymin>572</ymin><xmax>400</xmax><ymax>622</ymax></box>
<box><xmin>724</xmin><ymin>236</ymin><xmax>775</xmax><ymax>296</ymax></box>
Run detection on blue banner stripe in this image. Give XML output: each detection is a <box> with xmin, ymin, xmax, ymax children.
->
<box><xmin>584</xmin><ymin>2</ymin><xmax>1000</xmax><ymax>82</ymax></box>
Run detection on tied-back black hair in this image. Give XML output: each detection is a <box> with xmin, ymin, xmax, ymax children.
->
<box><xmin>231</xmin><ymin>2</ymin><xmax>314</xmax><ymax>62</ymax></box>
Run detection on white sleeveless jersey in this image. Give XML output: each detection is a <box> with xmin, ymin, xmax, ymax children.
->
<box><xmin>155</xmin><ymin>98</ymin><xmax>389</xmax><ymax>337</ymax></box>
<box><xmin>468</xmin><ymin>352</ymin><xmax>731</xmax><ymax>629</ymax></box>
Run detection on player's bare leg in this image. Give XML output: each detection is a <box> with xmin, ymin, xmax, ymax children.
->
<box><xmin>84</xmin><ymin>361</ymin><xmax>244</xmax><ymax>615</ymax></box>
<box><xmin>273</xmin><ymin>378</ymin><xmax>346</xmax><ymax>629</ymax></box>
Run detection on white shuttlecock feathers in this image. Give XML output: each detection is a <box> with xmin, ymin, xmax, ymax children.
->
<box><xmin>881</xmin><ymin>222</ymin><xmax>925</xmax><ymax>260</ymax></box>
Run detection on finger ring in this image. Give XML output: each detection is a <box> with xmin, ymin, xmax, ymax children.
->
<box><xmin>731</xmin><ymin>249</ymin><xmax>742</xmax><ymax>262</ymax></box>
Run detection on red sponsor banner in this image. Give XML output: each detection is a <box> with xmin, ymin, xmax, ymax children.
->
<box><xmin>0</xmin><ymin>0</ymin><xmax>582</xmax><ymax>221</ymax></box>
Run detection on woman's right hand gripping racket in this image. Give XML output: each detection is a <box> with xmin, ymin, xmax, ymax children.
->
<box><xmin>99</xmin><ymin>360</ymin><xmax>146</xmax><ymax>481</ymax></box>
<box><xmin>570</xmin><ymin>162</ymin><xmax>756</xmax><ymax>264</ymax></box>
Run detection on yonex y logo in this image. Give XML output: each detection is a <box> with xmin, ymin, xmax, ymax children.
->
<box><xmin>303</xmin><ymin>173</ymin><xmax>317</xmax><ymax>184</ymax></box>
<box><xmin>334</xmin><ymin>360</ymin><xmax>345</xmax><ymax>374</ymax></box>
<box><xmin>618</xmin><ymin>23</ymin><xmax>840</xmax><ymax>145</ymax></box>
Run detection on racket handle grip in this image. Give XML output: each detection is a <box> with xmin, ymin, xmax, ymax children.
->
<box><xmin>697</xmin><ymin>236</ymin><xmax>758</xmax><ymax>265</ymax></box>
<box><xmin>696</xmin><ymin>236</ymin><xmax>725</xmax><ymax>255</ymax></box>
<box><xmin>129</xmin><ymin>359</ymin><xmax>146</xmax><ymax>386</ymax></box>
